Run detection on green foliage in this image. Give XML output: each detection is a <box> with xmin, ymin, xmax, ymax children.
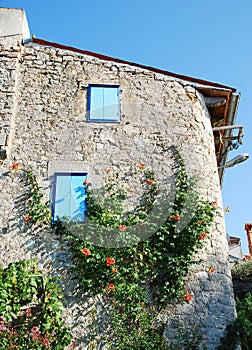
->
<box><xmin>68</xmin><ymin>168</ymin><xmax>159</xmax><ymax>248</ymax></box>
<box><xmin>169</xmin><ymin>325</ymin><xmax>207</xmax><ymax>350</ymax></box>
<box><xmin>219</xmin><ymin>293</ymin><xmax>252</xmax><ymax>349</ymax></box>
<box><xmin>232</xmin><ymin>260</ymin><xmax>252</xmax><ymax>280</ymax></box>
<box><xmin>23</xmin><ymin>168</ymin><xmax>51</xmax><ymax>224</ymax></box>
<box><xmin>8</xmin><ymin>149</ymin><xmax>215</xmax><ymax>349</ymax></box>
<box><xmin>55</xmin><ymin>148</ymin><xmax>217</xmax><ymax>349</ymax></box>
<box><xmin>107</xmin><ymin>283</ymin><xmax>167</xmax><ymax>350</ymax></box>
<box><xmin>90</xmin><ymin>283</ymin><xmax>206</xmax><ymax>350</ymax></box>
<box><xmin>0</xmin><ymin>260</ymin><xmax>72</xmax><ymax>349</ymax></box>
<box><xmin>66</xmin><ymin>148</ymin><xmax>217</xmax><ymax>305</ymax></box>
<box><xmin>109</xmin><ymin>303</ymin><xmax>167</xmax><ymax>350</ymax></box>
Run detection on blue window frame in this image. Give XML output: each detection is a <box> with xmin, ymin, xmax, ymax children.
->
<box><xmin>52</xmin><ymin>172</ymin><xmax>87</xmax><ymax>223</ymax></box>
<box><xmin>87</xmin><ymin>84</ymin><xmax>120</xmax><ymax>122</ymax></box>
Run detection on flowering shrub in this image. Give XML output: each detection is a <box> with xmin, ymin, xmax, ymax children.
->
<box><xmin>0</xmin><ymin>260</ymin><xmax>72</xmax><ymax>349</ymax></box>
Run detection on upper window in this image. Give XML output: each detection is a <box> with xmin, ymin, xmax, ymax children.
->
<box><xmin>87</xmin><ymin>84</ymin><xmax>120</xmax><ymax>122</ymax></box>
<box><xmin>52</xmin><ymin>172</ymin><xmax>87</xmax><ymax>223</ymax></box>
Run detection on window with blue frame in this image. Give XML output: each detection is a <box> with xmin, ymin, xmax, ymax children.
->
<box><xmin>87</xmin><ymin>84</ymin><xmax>120</xmax><ymax>122</ymax></box>
<box><xmin>52</xmin><ymin>172</ymin><xmax>87</xmax><ymax>223</ymax></box>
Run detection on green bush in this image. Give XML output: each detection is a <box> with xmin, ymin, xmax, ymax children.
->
<box><xmin>0</xmin><ymin>259</ymin><xmax>72</xmax><ymax>349</ymax></box>
<box><xmin>219</xmin><ymin>293</ymin><xmax>252</xmax><ymax>349</ymax></box>
<box><xmin>232</xmin><ymin>260</ymin><xmax>252</xmax><ymax>280</ymax></box>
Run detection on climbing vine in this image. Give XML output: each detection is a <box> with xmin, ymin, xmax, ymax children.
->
<box><xmin>11</xmin><ymin>164</ymin><xmax>51</xmax><ymax>225</ymax></box>
<box><xmin>65</xmin><ymin>148</ymin><xmax>217</xmax><ymax>305</ymax></box>
<box><xmin>23</xmin><ymin>168</ymin><xmax>51</xmax><ymax>225</ymax></box>
<box><xmin>59</xmin><ymin>148</ymin><xmax>217</xmax><ymax>348</ymax></box>
<box><xmin>8</xmin><ymin>148</ymin><xmax>218</xmax><ymax>349</ymax></box>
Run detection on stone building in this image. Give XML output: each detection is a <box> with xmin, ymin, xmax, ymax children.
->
<box><xmin>0</xmin><ymin>7</ymin><xmax>241</xmax><ymax>349</ymax></box>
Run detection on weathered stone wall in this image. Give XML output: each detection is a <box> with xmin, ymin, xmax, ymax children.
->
<box><xmin>0</xmin><ymin>36</ymin><xmax>236</xmax><ymax>349</ymax></box>
<box><xmin>0</xmin><ymin>35</ymin><xmax>22</xmax><ymax>158</ymax></box>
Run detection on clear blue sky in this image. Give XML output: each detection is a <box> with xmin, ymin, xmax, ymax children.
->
<box><xmin>1</xmin><ymin>0</ymin><xmax>252</xmax><ymax>253</ymax></box>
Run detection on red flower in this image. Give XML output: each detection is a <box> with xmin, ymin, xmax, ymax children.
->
<box><xmin>146</xmin><ymin>179</ymin><xmax>154</xmax><ymax>185</ymax></box>
<box><xmin>182</xmin><ymin>291</ymin><xmax>192</xmax><ymax>302</ymax></box>
<box><xmin>105</xmin><ymin>283</ymin><xmax>115</xmax><ymax>292</ymax></box>
<box><xmin>112</xmin><ymin>267</ymin><xmax>117</xmax><ymax>273</ymax></box>
<box><xmin>170</xmin><ymin>214</ymin><xmax>180</xmax><ymax>220</ymax></box>
<box><xmin>208</xmin><ymin>266</ymin><xmax>215</xmax><ymax>273</ymax></box>
<box><xmin>119</xmin><ymin>225</ymin><xmax>126</xmax><ymax>231</ymax></box>
<box><xmin>24</xmin><ymin>215</ymin><xmax>31</xmax><ymax>222</ymax></box>
<box><xmin>224</xmin><ymin>206</ymin><xmax>230</xmax><ymax>213</ymax></box>
<box><xmin>80</xmin><ymin>247</ymin><xmax>91</xmax><ymax>256</ymax></box>
<box><xmin>199</xmin><ymin>232</ymin><xmax>207</xmax><ymax>240</ymax></box>
<box><xmin>138</xmin><ymin>163</ymin><xmax>145</xmax><ymax>169</ymax></box>
<box><xmin>106</xmin><ymin>257</ymin><xmax>115</xmax><ymax>266</ymax></box>
<box><xmin>11</xmin><ymin>163</ymin><xmax>19</xmax><ymax>170</ymax></box>
<box><xmin>212</xmin><ymin>200</ymin><xmax>217</xmax><ymax>206</ymax></box>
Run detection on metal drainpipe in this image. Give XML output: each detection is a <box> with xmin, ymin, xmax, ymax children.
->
<box><xmin>218</xmin><ymin>92</ymin><xmax>241</xmax><ymax>186</ymax></box>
